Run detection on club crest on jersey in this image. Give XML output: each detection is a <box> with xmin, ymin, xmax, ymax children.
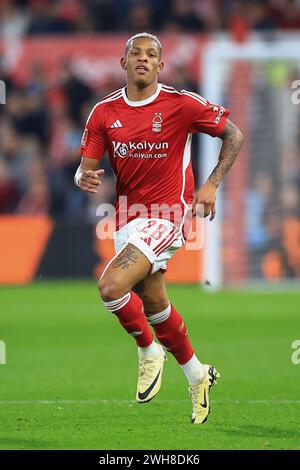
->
<box><xmin>152</xmin><ymin>112</ymin><xmax>162</xmax><ymax>133</ymax></box>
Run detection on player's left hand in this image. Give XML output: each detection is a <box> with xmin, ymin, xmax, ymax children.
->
<box><xmin>192</xmin><ymin>181</ymin><xmax>217</xmax><ymax>221</ymax></box>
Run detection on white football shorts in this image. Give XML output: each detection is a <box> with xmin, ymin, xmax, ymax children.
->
<box><xmin>113</xmin><ymin>218</ymin><xmax>184</xmax><ymax>275</ymax></box>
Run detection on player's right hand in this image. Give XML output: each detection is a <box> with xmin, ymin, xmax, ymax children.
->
<box><xmin>78</xmin><ymin>169</ymin><xmax>105</xmax><ymax>194</ymax></box>
<box><xmin>192</xmin><ymin>181</ymin><xmax>217</xmax><ymax>221</ymax></box>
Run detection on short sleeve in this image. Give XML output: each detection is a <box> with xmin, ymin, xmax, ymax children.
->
<box><xmin>181</xmin><ymin>90</ymin><xmax>230</xmax><ymax>138</ymax></box>
<box><xmin>80</xmin><ymin>104</ymin><xmax>107</xmax><ymax>159</ymax></box>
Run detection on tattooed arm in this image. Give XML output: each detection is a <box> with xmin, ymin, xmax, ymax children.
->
<box><xmin>192</xmin><ymin>119</ymin><xmax>243</xmax><ymax>220</ymax></box>
<box><xmin>208</xmin><ymin>119</ymin><xmax>243</xmax><ymax>188</ymax></box>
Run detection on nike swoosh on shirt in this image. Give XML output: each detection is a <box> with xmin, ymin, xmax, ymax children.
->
<box><xmin>138</xmin><ymin>370</ymin><xmax>161</xmax><ymax>401</ymax></box>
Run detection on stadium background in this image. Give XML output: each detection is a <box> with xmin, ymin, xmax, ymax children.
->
<box><xmin>0</xmin><ymin>0</ymin><xmax>299</xmax><ymax>451</ymax></box>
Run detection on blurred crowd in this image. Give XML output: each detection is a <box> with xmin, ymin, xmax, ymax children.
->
<box><xmin>246</xmin><ymin>172</ymin><xmax>300</xmax><ymax>280</ymax></box>
<box><xmin>1</xmin><ymin>0</ymin><xmax>300</xmax><ymax>38</ymax></box>
<box><xmin>0</xmin><ymin>59</ymin><xmax>117</xmax><ymax>222</ymax></box>
<box><xmin>247</xmin><ymin>64</ymin><xmax>300</xmax><ymax>280</ymax></box>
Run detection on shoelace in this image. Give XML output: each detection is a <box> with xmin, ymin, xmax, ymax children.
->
<box><xmin>189</xmin><ymin>384</ymin><xmax>202</xmax><ymax>413</ymax></box>
<box><xmin>138</xmin><ymin>359</ymin><xmax>157</xmax><ymax>386</ymax></box>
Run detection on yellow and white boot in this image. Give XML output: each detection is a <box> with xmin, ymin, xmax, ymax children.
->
<box><xmin>136</xmin><ymin>343</ymin><xmax>166</xmax><ymax>403</ymax></box>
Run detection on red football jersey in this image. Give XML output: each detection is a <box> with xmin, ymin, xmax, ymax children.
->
<box><xmin>80</xmin><ymin>83</ymin><xmax>230</xmax><ymax>235</ymax></box>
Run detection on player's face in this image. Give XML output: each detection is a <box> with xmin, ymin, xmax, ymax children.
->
<box><xmin>121</xmin><ymin>38</ymin><xmax>164</xmax><ymax>88</ymax></box>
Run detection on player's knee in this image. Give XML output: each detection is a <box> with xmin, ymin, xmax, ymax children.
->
<box><xmin>98</xmin><ymin>277</ymin><xmax>128</xmax><ymax>302</ymax></box>
<box><xmin>143</xmin><ymin>292</ymin><xmax>169</xmax><ymax>315</ymax></box>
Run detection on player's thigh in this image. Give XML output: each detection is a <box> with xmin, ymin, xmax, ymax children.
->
<box><xmin>133</xmin><ymin>270</ymin><xmax>169</xmax><ymax>314</ymax></box>
<box><xmin>99</xmin><ymin>242</ymin><xmax>151</xmax><ymax>299</ymax></box>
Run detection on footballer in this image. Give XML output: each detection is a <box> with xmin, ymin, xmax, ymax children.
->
<box><xmin>75</xmin><ymin>33</ymin><xmax>243</xmax><ymax>424</ymax></box>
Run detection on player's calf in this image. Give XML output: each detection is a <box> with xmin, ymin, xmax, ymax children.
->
<box><xmin>101</xmin><ymin>290</ymin><xmax>153</xmax><ymax>348</ymax></box>
<box><xmin>98</xmin><ymin>244</ymin><xmax>154</xmax><ymax>349</ymax></box>
<box><xmin>147</xmin><ymin>303</ymin><xmax>194</xmax><ymax>365</ymax></box>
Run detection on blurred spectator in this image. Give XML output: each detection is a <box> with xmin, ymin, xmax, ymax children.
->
<box><xmin>28</xmin><ymin>0</ymin><xmax>74</xmax><ymax>34</ymax></box>
<box><xmin>123</xmin><ymin>1</ymin><xmax>154</xmax><ymax>32</ymax></box>
<box><xmin>48</xmin><ymin>104</ymin><xmax>81</xmax><ymax>167</ymax></box>
<box><xmin>262</xmin><ymin>207</ymin><xmax>298</xmax><ymax>279</ymax></box>
<box><xmin>246</xmin><ymin>173</ymin><xmax>273</xmax><ymax>277</ymax></box>
<box><xmin>6</xmin><ymin>89</ymin><xmax>49</xmax><ymax>144</ymax></box>
<box><xmin>194</xmin><ymin>0</ymin><xmax>222</xmax><ymax>31</ymax></box>
<box><xmin>247</xmin><ymin>172</ymin><xmax>273</xmax><ymax>251</ymax></box>
<box><xmin>165</xmin><ymin>0</ymin><xmax>205</xmax><ymax>32</ymax></box>
<box><xmin>88</xmin><ymin>0</ymin><xmax>118</xmax><ymax>32</ymax></box>
<box><xmin>16</xmin><ymin>156</ymin><xmax>50</xmax><ymax>215</ymax></box>
<box><xmin>281</xmin><ymin>185</ymin><xmax>299</xmax><ymax>216</ymax></box>
<box><xmin>269</xmin><ymin>0</ymin><xmax>300</xmax><ymax>29</ymax></box>
<box><xmin>0</xmin><ymin>121</ymin><xmax>28</xmax><ymax>191</ymax></box>
<box><xmin>0</xmin><ymin>0</ymin><xmax>30</xmax><ymax>39</ymax></box>
<box><xmin>245</xmin><ymin>0</ymin><xmax>277</xmax><ymax>30</ymax></box>
<box><xmin>26</xmin><ymin>61</ymin><xmax>48</xmax><ymax>96</ymax></box>
<box><xmin>0</xmin><ymin>159</ymin><xmax>17</xmax><ymax>212</ymax></box>
<box><xmin>170</xmin><ymin>64</ymin><xmax>198</xmax><ymax>92</ymax></box>
<box><xmin>58</xmin><ymin>60</ymin><xmax>93</xmax><ymax>126</ymax></box>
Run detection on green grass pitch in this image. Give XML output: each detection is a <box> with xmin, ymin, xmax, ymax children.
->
<box><xmin>0</xmin><ymin>282</ymin><xmax>299</xmax><ymax>450</ymax></box>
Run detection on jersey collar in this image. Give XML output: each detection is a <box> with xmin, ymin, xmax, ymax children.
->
<box><xmin>122</xmin><ymin>83</ymin><xmax>162</xmax><ymax>107</ymax></box>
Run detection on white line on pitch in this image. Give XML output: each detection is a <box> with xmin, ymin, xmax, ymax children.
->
<box><xmin>0</xmin><ymin>399</ymin><xmax>300</xmax><ymax>405</ymax></box>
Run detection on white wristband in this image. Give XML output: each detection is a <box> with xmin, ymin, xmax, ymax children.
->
<box><xmin>74</xmin><ymin>168</ymin><xmax>82</xmax><ymax>187</ymax></box>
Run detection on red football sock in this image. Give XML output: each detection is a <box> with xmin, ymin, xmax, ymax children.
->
<box><xmin>147</xmin><ymin>304</ymin><xmax>194</xmax><ymax>365</ymax></box>
<box><xmin>103</xmin><ymin>291</ymin><xmax>153</xmax><ymax>348</ymax></box>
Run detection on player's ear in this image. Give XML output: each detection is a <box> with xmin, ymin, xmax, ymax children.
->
<box><xmin>158</xmin><ymin>61</ymin><xmax>164</xmax><ymax>74</ymax></box>
<box><xmin>120</xmin><ymin>57</ymin><xmax>127</xmax><ymax>71</ymax></box>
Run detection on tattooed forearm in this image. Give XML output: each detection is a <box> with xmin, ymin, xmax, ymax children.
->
<box><xmin>112</xmin><ymin>243</ymin><xmax>142</xmax><ymax>270</ymax></box>
<box><xmin>208</xmin><ymin>119</ymin><xmax>243</xmax><ymax>188</ymax></box>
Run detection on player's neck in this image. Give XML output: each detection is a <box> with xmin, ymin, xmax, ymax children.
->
<box><xmin>126</xmin><ymin>81</ymin><xmax>159</xmax><ymax>102</ymax></box>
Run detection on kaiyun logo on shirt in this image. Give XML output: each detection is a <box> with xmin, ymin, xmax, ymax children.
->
<box><xmin>112</xmin><ymin>140</ymin><xmax>169</xmax><ymax>158</ymax></box>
